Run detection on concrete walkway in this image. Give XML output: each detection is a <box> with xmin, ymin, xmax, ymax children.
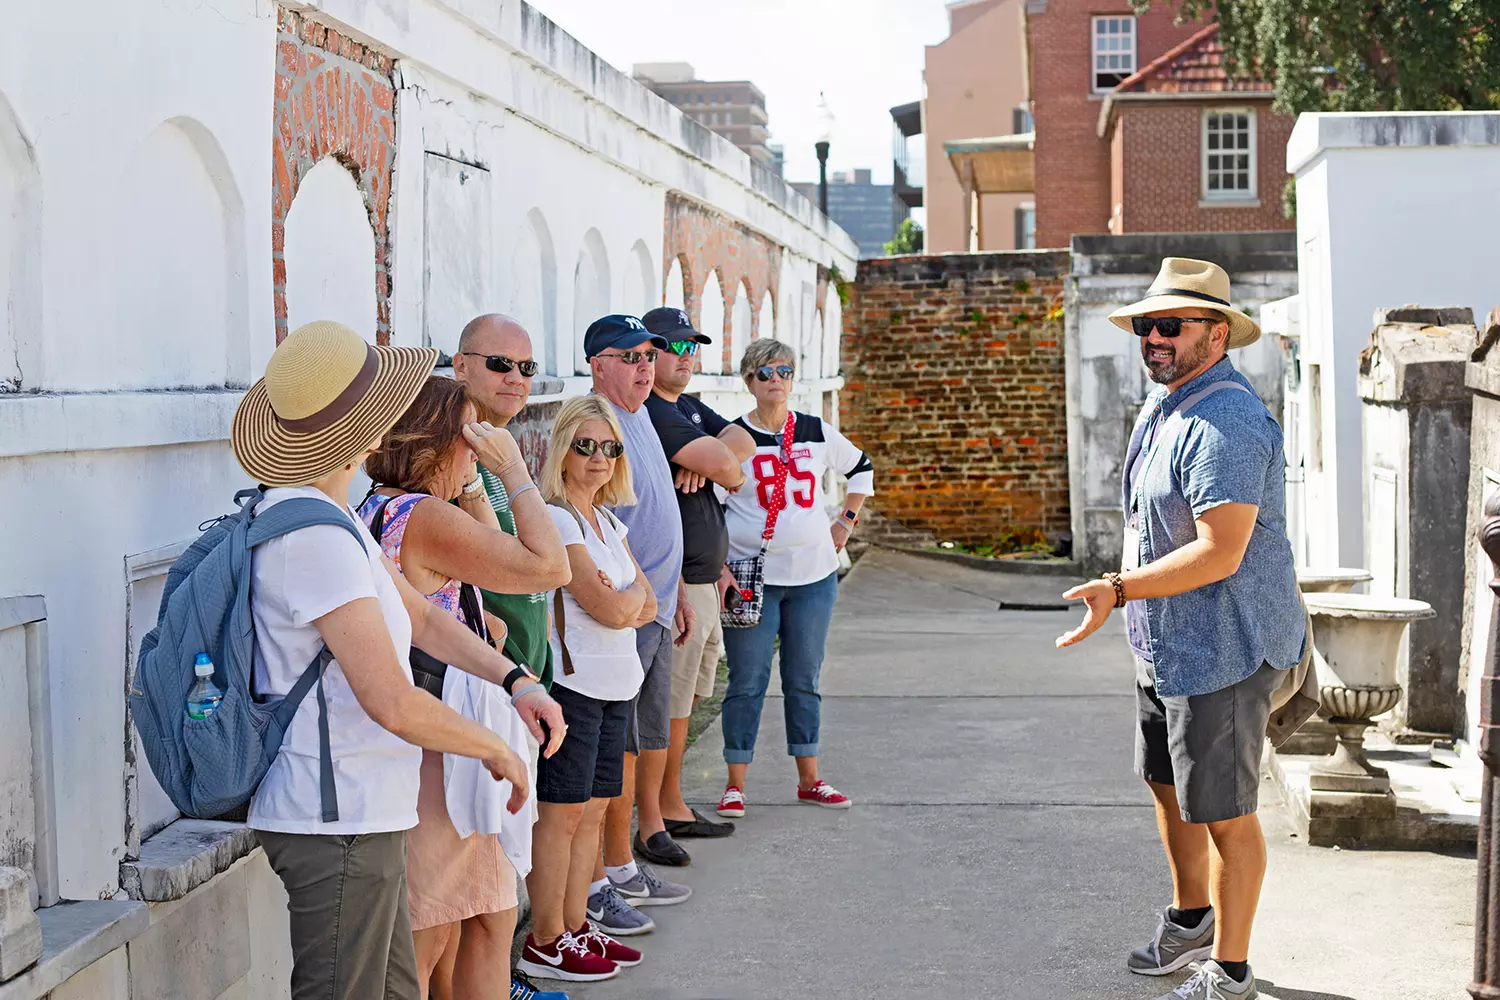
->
<box><xmin>568</xmin><ymin>549</ymin><xmax>1476</xmax><ymax>999</ymax></box>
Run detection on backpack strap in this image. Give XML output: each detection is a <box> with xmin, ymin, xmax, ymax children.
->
<box><xmin>246</xmin><ymin>496</ymin><xmax>369</xmax><ymax>826</ymax></box>
<box><xmin>546</xmin><ymin>499</ymin><xmax>589</xmax><ymax>677</ymax></box>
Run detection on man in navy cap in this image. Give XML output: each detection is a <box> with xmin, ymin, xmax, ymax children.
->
<box><xmin>580</xmin><ymin>315</ymin><xmax>696</xmax><ymax>933</ymax></box>
<box><xmin>640</xmin><ymin>307</ymin><xmax>755</xmax><ymax>845</ymax></box>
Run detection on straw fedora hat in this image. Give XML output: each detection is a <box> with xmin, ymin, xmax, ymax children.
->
<box><xmin>232</xmin><ymin>320</ymin><xmax>438</xmax><ymax>487</ymax></box>
<box><xmin>1107</xmin><ymin>257</ymin><xmax>1261</xmax><ymax>349</ymax></box>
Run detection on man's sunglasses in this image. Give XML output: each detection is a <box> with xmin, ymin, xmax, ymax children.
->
<box><xmin>571</xmin><ymin>437</ymin><xmax>625</xmax><ymax>459</ymax></box>
<box><xmin>596</xmin><ymin>350</ymin><xmax>658</xmax><ymax>365</ymax></box>
<box><xmin>753</xmin><ymin>365</ymin><xmax>795</xmax><ymax>382</ymax></box>
<box><xmin>667</xmin><ymin>341</ymin><xmax>700</xmax><ymax>357</ymax></box>
<box><xmin>459</xmin><ymin>352</ymin><xmax>540</xmax><ymax>377</ymax></box>
<box><xmin>1130</xmin><ymin>317</ymin><xmax>1220</xmax><ymax>339</ymax></box>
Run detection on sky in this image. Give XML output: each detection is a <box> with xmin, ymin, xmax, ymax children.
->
<box><xmin>532</xmin><ymin>0</ymin><xmax>958</xmax><ymax>187</ymax></box>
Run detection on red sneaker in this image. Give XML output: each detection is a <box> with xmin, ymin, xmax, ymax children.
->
<box><xmin>797</xmin><ymin>780</ymin><xmax>851</xmax><ymax>809</ymax></box>
<box><xmin>516</xmin><ymin>932</ymin><xmax>619</xmax><ymax>982</ymax></box>
<box><xmin>717</xmin><ymin>785</ymin><xmax>746</xmax><ymax>818</ymax></box>
<box><xmin>575</xmin><ymin>921</ymin><xmax>643</xmax><ymax>968</ymax></box>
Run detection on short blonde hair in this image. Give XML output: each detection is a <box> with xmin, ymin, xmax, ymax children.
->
<box><xmin>740</xmin><ymin>337</ymin><xmax>798</xmax><ymax>382</ymax></box>
<box><xmin>540</xmin><ymin>395</ymin><xmax>637</xmax><ymax>508</ymax></box>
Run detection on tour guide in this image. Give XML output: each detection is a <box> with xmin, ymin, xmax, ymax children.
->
<box><xmin>1056</xmin><ymin>257</ymin><xmax>1306</xmax><ymax>1000</ymax></box>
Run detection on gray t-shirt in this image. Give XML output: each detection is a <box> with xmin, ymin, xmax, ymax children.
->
<box><xmin>606</xmin><ymin>397</ymin><xmax>683</xmax><ymax>627</ymax></box>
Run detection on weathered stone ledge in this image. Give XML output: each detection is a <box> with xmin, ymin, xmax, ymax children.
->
<box><xmin>0</xmin><ymin>901</ymin><xmax>147</xmax><ymax>1000</ymax></box>
<box><xmin>119</xmin><ymin>820</ymin><xmax>258</xmax><ymax>903</ymax></box>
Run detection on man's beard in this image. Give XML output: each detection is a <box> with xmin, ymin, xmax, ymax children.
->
<box><xmin>1142</xmin><ymin>335</ymin><xmax>1213</xmax><ymax>385</ymax></box>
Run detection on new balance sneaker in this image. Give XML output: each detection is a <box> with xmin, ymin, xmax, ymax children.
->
<box><xmin>510</xmin><ymin>971</ymin><xmax>569</xmax><ymax>1000</ymax></box>
<box><xmin>1155</xmin><ymin>960</ymin><xmax>1257</xmax><ymax>1000</ymax></box>
<box><xmin>717</xmin><ymin>786</ymin><xmax>746</xmax><ymax>818</ymax></box>
<box><xmin>797</xmin><ymin>780</ymin><xmax>851</xmax><ymax>809</ymax></box>
<box><xmin>516</xmin><ymin>932</ymin><xmax>618</xmax><ymax>983</ymax></box>
<box><xmin>1129</xmin><ymin>907</ymin><xmax>1215</xmax><ymax>976</ymax></box>
<box><xmin>610</xmin><ymin>864</ymin><xmax>693</xmax><ymax>907</ymax></box>
<box><xmin>574</xmin><ymin>921</ymin><xmax>643</xmax><ymax>968</ymax></box>
<box><xmin>586</xmin><ymin>883</ymin><xmax>656</xmax><ymax>936</ymax></box>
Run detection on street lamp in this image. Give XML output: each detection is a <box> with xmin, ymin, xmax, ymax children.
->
<box><xmin>1474</xmin><ymin>491</ymin><xmax>1500</xmax><ymax>999</ymax></box>
<box><xmin>815</xmin><ymin>92</ymin><xmax>834</xmax><ymax>217</ymax></box>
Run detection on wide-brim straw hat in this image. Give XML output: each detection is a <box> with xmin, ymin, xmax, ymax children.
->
<box><xmin>1107</xmin><ymin>257</ymin><xmax>1261</xmax><ymax>349</ymax></box>
<box><xmin>232</xmin><ymin>320</ymin><xmax>438</xmax><ymax>487</ymax></box>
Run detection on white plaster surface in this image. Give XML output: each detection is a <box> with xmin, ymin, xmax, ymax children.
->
<box><xmin>699</xmin><ymin>270</ymin><xmax>725</xmax><ymax>374</ymax></box>
<box><xmin>1290</xmin><ymin>111</ymin><xmax>1500</xmax><ymax>570</ymax></box>
<box><xmin>284</xmin><ymin>158</ymin><xmax>378</xmax><ymax>341</ymax></box>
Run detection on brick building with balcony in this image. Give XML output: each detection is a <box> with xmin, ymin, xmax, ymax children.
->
<box><xmin>1026</xmin><ymin>2</ymin><xmax>1294</xmax><ymax>247</ymax></box>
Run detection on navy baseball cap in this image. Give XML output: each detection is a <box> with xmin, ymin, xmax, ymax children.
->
<box><xmin>642</xmin><ymin>306</ymin><xmax>712</xmax><ymax>345</ymax></box>
<box><xmin>583</xmin><ymin>314</ymin><xmax>669</xmax><ymax>360</ymax></box>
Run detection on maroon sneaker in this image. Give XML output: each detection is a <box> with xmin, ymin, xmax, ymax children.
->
<box><xmin>574</xmin><ymin>921</ymin><xmax>643</xmax><ymax>968</ymax></box>
<box><xmin>516</xmin><ymin>931</ymin><xmax>619</xmax><ymax>982</ymax></box>
<box><xmin>797</xmin><ymin>780</ymin><xmax>852</xmax><ymax>809</ymax></box>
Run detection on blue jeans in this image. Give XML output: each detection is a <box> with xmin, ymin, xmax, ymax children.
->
<box><xmin>721</xmin><ymin>572</ymin><xmax>839</xmax><ymax>764</ymax></box>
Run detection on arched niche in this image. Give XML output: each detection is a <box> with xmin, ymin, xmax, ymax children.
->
<box><xmin>664</xmin><ymin>255</ymin><xmax>688</xmax><ymax>312</ymax></box>
<box><xmin>699</xmin><ymin>269</ymin><xmax>725</xmax><ymax>375</ymax></box>
<box><xmin>572</xmin><ymin>229</ymin><xmax>611</xmax><ymax>375</ymax></box>
<box><xmin>285</xmin><ymin>157</ymin><xmax>377</xmax><ymax>342</ymax></box>
<box><xmin>629</xmin><ymin>239</ymin><xmax>655</xmax><ymax>317</ymax></box>
<box><xmin>0</xmin><ymin>90</ymin><xmax>39</xmax><ymax>391</ymax></box>
<box><xmin>512</xmin><ymin>208</ymin><xmax>558</xmax><ymax>375</ymax></box>
<box><xmin>730</xmin><ymin>280</ymin><xmax>753</xmax><ymax>372</ymax></box>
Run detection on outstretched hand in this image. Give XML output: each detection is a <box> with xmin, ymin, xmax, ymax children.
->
<box><xmin>482</xmin><ymin>744</ymin><xmax>531</xmax><ymax>814</ymax></box>
<box><xmin>1056</xmin><ymin>580</ymin><xmax>1116</xmax><ymax>648</ymax></box>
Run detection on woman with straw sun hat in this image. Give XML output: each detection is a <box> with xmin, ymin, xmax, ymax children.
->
<box><xmin>233</xmin><ymin>320</ymin><xmax>536</xmax><ymax>1000</ymax></box>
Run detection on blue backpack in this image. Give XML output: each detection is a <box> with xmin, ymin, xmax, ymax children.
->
<box><xmin>130</xmin><ymin>488</ymin><xmax>365</xmax><ymax>821</ymax></box>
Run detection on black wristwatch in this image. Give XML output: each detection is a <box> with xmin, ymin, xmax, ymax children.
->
<box><xmin>502</xmin><ymin>665</ymin><xmax>536</xmax><ymax>695</ymax></box>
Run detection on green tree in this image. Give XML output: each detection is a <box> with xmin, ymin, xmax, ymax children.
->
<box><xmin>884</xmin><ymin>217</ymin><xmax>924</xmax><ymax>256</ymax></box>
<box><xmin>1135</xmin><ymin>0</ymin><xmax>1500</xmax><ymax>115</ymax></box>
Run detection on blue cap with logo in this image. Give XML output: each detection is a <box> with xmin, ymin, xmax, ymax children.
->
<box><xmin>583</xmin><ymin>314</ymin><xmax>669</xmax><ymax>360</ymax></box>
<box><xmin>642</xmin><ymin>306</ymin><xmax>712</xmax><ymax>345</ymax></box>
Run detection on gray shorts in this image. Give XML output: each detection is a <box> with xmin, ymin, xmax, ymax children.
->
<box><xmin>1134</xmin><ymin>661</ymin><xmax>1283</xmax><ymax>824</ymax></box>
<box><xmin>626</xmin><ymin>621</ymin><xmax>673</xmax><ymax>754</ymax></box>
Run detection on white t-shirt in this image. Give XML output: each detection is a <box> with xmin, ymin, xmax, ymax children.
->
<box><xmin>547</xmin><ymin>504</ymin><xmax>644</xmax><ymax>703</ymax></box>
<box><xmin>247</xmin><ymin>487</ymin><xmax>422</xmax><ymax>835</ymax></box>
<box><xmin>723</xmin><ymin>411</ymin><xmax>876</xmax><ymax>587</ymax></box>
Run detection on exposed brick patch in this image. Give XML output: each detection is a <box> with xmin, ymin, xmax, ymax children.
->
<box><xmin>272</xmin><ymin>7</ymin><xmax>397</xmax><ymax>344</ymax></box>
<box><xmin>841</xmin><ymin>251</ymin><xmax>1071</xmax><ymax>545</ymax></box>
<box><xmin>663</xmin><ymin>193</ymin><xmax>783</xmax><ymax>372</ymax></box>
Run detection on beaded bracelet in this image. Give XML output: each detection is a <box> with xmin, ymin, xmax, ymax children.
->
<box><xmin>1103</xmin><ymin>572</ymin><xmax>1127</xmax><ymax>609</ymax></box>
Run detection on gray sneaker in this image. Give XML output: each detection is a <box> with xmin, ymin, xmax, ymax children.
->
<box><xmin>1129</xmin><ymin>907</ymin><xmax>1215</xmax><ymax>976</ymax></box>
<box><xmin>1156</xmin><ymin>960</ymin><xmax>1257</xmax><ymax>999</ymax></box>
<box><xmin>610</xmin><ymin>864</ymin><xmax>693</xmax><ymax>907</ymax></box>
<box><xmin>585</xmin><ymin>883</ymin><xmax>655</xmax><ymax>936</ymax></box>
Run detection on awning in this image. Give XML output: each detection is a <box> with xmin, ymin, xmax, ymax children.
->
<box><xmin>943</xmin><ymin>132</ymin><xmax>1035</xmax><ymax>194</ymax></box>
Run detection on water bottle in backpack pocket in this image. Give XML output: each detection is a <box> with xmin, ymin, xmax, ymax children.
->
<box><xmin>131</xmin><ymin>488</ymin><xmax>365</xmax><ymax>821</ymax></box>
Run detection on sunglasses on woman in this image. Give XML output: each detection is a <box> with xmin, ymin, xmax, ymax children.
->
<box><xmin>667</xmin><ymin>341</ymin><xmax>700</xmax><ymax>357</ymax></box>
<box><xmin>571</xmin><ymin>437</ymin><xmax>625</xmax><ymax>459</ymax></box>
<box><xmin>1130</xmin><ymin>317</ymin><xmax>1219</xmax><ymax>339</ymax></box>
<box><xmin>459</xmin><ymin>352</ymin><xmax>540</xmax><ymax>376</ymax></box>
<box><xmin>754</xmin><ymin>365</ymin><xmax>795</xmax><ymax>382</ymax></box>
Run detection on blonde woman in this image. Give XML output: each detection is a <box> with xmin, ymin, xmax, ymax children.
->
<box><xmin>518</xmin><ymin>396</ymin><xmax>656</xmax><ymax>983</ymax></box>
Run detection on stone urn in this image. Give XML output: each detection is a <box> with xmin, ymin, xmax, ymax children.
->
<box><xmin>1303</xmin><ymin>592</ymin><xmax>1434</xmax><ymax>793</ymax></box>
<box><xmin>1297</xmin><ymin>568</ymin><xmax>1374</xmax><ymax>593</ymax></box>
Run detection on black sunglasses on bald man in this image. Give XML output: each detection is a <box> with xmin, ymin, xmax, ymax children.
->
<box><xmin>571</xmin><ymin>437</ymin><xmax>625</xmax><ymax>459</ymax></box>
<box><xmin>1130</xmin><ymin>316</ymin><xmax>1220</xmax><ymax>339</ymax></box>
<box><xmin>459</xmin><ymin>352</ymin><xmax>540</xmax><ymax>377</ymax></box>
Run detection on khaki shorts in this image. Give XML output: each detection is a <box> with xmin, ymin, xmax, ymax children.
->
<box><xmin>670</xmin><ymin>582</ymin><xmax>723</xmax><ymax>719</ymax></box>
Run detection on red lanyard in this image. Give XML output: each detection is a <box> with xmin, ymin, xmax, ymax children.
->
<box><xmin>760</xmin><ymin>410</ymin><xmax>796</xmax><ymax>542</ymax></box>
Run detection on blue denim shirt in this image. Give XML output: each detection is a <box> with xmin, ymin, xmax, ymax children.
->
<box><xmin>1121</xmin><ymin>357</ymin><xmax>1305</xmax><ymax>698</ymax></box>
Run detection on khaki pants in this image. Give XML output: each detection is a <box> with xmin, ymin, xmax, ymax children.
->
<box><xmin>257</xmin><ymin>830</ymin><xmax>419</xmax><ymax>1000</ymax></box>
<box><xmin>670</xmin><ymin>582</ymin><xmax>724</xmax><ymax>719</ymax></box>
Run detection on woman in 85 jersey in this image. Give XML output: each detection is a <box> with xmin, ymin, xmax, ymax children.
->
<box><xmin>714</xmin><ymin>338</ymin><xmax>874</xmax><ymax>819</ymax></box>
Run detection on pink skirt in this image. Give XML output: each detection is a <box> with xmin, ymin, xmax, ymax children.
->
<box><xmin>405</xmin><ymin>750</ymin><xmax>517</xmax><ymax>931</ymax></box>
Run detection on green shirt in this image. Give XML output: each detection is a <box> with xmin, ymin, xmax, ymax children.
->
<box><xmin>477</xmin><ymin>465</ymin><xmax>555</xmax><ymax>690</ymax></box>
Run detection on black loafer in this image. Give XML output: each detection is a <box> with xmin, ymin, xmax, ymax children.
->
<box><xmin>633</xmin><ymin>831</ymin><xmax>691</xmax><ymax>867</ymax></box>
<box><xmin>663</xmin><ymin>809</ymin><xmax>736</xmax><ymax>838</ymax></box>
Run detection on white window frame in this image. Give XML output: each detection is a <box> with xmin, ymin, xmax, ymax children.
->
<box><xmin>1201</xmin><ymin>107</ymin><xmax>1258</xmax><ymax>201</ymax></box>
<box><xmin>1091</xmin><ymin>15</ymin><xmax>1137</xmax><ymax>93</ymax></box>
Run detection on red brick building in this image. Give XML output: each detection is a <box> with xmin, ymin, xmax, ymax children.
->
<box><xmin>1027</xmin><ymin>3</ymin><xmax>1294</xmax><ymax>247</ymax></box>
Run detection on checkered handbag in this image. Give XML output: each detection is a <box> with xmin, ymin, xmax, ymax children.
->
<box><xmin>721</xmin><ymin>410</ymin><xmax>795</xmax><ymax>630</ymax></box>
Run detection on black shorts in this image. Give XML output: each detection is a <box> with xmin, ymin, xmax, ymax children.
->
<box><xmin>1135</xmin><ymin>661</ymin><xmax>1283</xmax><ymax>824</ymax></box>
<box><xmin>536</xmin><ymin>683</ymin><xmax>630</xmax><ymax>804</ymax></box>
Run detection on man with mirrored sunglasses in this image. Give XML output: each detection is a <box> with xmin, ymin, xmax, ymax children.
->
<box><xmin>640</xmin><ymin>307</ymin><xmax>756</xmax><ymax>846</ymax></box>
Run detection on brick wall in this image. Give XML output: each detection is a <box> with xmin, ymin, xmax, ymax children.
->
<box><xmin>663</xmin><ymin>193</ymin><xmax>783</xmax><ymax>372</ymax></box>
<box><xmin>1114</xmin><ymin>102</ymin><xmax>1295</xmax><ymax>233</ymax></box>
<box><xmin>1030</xmin><ymin>2</ymin><xmax>1207</xmax><ymax>248</ymax></box>
<box><xmin>273</xmin><ymin>8</ymin><xmax>397</xmax><ymax>344</ymax></box>
<box><xmin>841</xmin><ymin>251</ymin><xmax>1071</xmax><ymax>544</ymax></box>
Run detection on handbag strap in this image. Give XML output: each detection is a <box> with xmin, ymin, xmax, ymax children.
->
<box><xmin>546</xmin><ymin>498</ymin><xmax>592</xmax><ymax>676</ymax></box>
<box><xmin>756</xmin><ymin>410</ymin><xmax>797</xmax><ymax>553</ymax></box>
